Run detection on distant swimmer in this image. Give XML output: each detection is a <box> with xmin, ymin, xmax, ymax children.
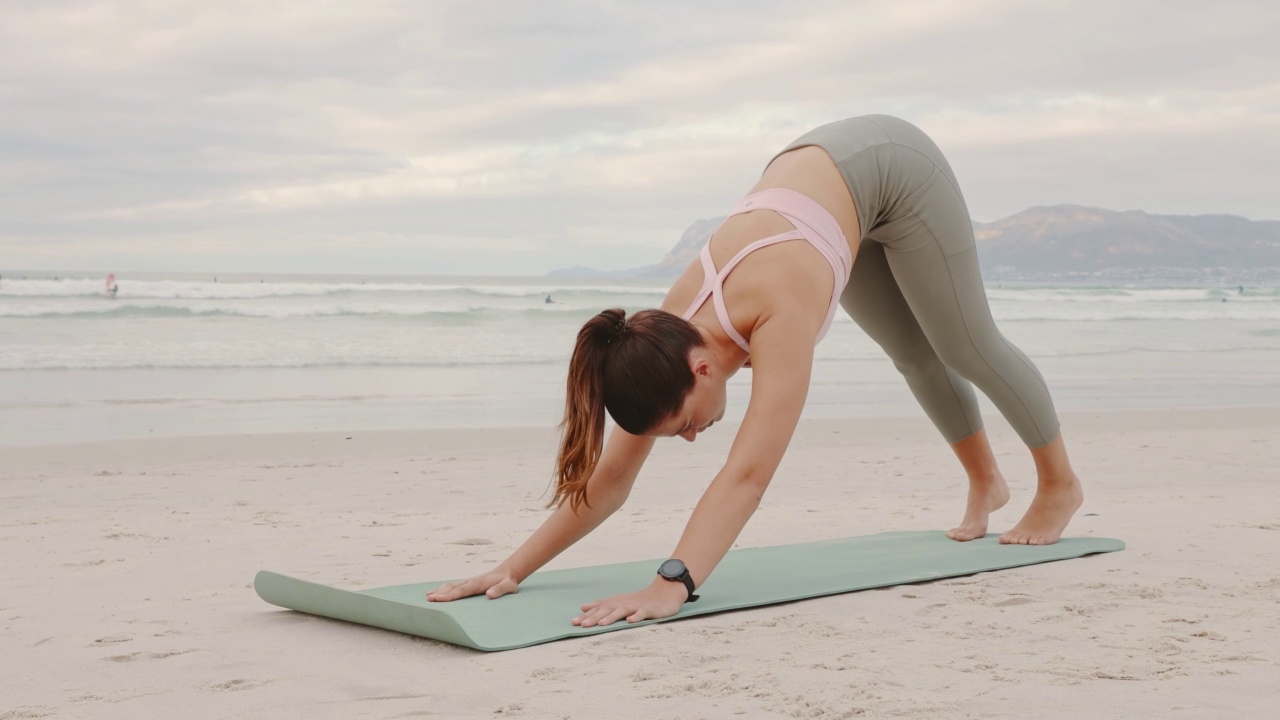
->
<box><xmin>1239</xmin><ymin>285</ymin><xmax>1244</xmax><ymax>294</ymax></box>
<box><xmin>545</xmin><ymin>294</ymin><xmax>555</xmax><ymax>304</ymax></box>
<box><xmin>105</xmin><ymin>273</ymin><xmax>119</xmax><ymax>298</ymax></box>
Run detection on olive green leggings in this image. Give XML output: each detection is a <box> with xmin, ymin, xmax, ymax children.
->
<box><xmin>780</xmin><ymin>115</ymin><xmax>1060</xmax><ymax>447</ymax></box>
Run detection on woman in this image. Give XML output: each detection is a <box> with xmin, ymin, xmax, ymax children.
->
<box><xmin>427</xmin><ymin>115</ymin><xmax>1084</xmax><ymax>628</ymax></box>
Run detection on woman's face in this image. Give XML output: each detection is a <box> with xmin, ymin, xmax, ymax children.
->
<box><xmin>650</xmin><ymin>356</ymin><xmax>726</xmax><ymax>442</ymax></box>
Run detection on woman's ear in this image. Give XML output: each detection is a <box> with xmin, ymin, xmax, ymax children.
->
<box><xmin>691</xmin><ymin>355</ymin><xmax>712</xmax><ymax>377</ymax></box>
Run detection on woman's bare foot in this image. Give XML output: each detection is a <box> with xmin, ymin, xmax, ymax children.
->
<box><xmin>946</xmin><ymin>472</ymin><xmax>1010</xmax><ymax>541</ymax></box>
<box><xmin>1000</xmin><ymin>472</ymin><xmax>1083</xmax><ymax>545</ymax></box>
<box><xmin>944</xmin><ymin>430</ymin><xmax>1008</xmax><ymax>542</ymax></box>
<box><xmin>1001</xmin><ymin>433</ymin><xmax>1084</xmax><ymax>545</ymax></box>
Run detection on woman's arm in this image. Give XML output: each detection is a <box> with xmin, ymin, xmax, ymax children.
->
<box><xmin>427</xmin><ymin>426</ymin><xmax>655</xmax><ymax>601</ymax></box>
<box><xmin>664</xmin><ymin>317</ymin><xmax>814</xmax><ymax>583</ymax></box>
<box><xmin>500</xmin><ymin>426</ymin><xmax>656</xmax><ymax>581</ymax></box>
<box><xmin>573</xmin><ymin>312</ymin><xmax>817</xmax><ymax>625</ymax></box>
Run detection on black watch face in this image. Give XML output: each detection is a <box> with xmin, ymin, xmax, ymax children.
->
<box><xmin>660</xmin><ymin>556</ymin><xmax>691</xmax><ymax>576</ymax></box>
<box><xmin>658</xmin><ymin>559</ymin><xmax>686</xmax><ymax>579</ymax></box>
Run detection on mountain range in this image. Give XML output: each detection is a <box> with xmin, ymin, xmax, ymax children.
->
<box><xmin>549</xmin><ymin>205</ymin><xmax>1280</xmax><ymax>282</ymax></box>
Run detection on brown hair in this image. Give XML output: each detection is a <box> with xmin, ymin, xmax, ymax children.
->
<box><xmin>551</xmin><ymin>308</ymin><xmax>704</xmax><ymax>511</ymax></box>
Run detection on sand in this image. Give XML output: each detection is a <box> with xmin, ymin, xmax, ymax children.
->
<box><xmin>3</xmin><ymin>406</ymin><xmax>1278</xmax><ymax>719</ymax></box>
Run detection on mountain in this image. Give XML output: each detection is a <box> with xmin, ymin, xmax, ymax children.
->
<box><xmin>975</xmin><ymin>205</ymin><xmax>1280</xmax><ymax>274</ymax></box>
<box><xmin>548</xmin><ymin>205</ymin><xmax>1280</xmax><ymax>281</ymax></box>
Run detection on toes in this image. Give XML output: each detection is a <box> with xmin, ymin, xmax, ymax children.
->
<box><xmin>1001</xmin><ymin>530</ymin><xmax>1059</xmax><ymax>546</ymax></box>
<box><xmin>949</xmin><ymin>518</ymin><xmax>991</xmax><ymax>542</ymax></box>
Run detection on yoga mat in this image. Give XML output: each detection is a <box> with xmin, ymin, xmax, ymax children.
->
<box><xmin>255</xmin><ymin>530</ymin><xmax>1123</xmax><ymax>651</ymax></box>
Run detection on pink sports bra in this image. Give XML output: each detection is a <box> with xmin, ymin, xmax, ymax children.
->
<box><xmin>681</xmin><ymin>188</ymin><xmax>853</xmax><ymax>354</ymax></box>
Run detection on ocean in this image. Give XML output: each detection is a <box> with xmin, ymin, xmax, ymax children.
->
<box><xmin>2</xmin><ymin>270</ymin><xmax>1279</xmax><ymax>446</ymax></box>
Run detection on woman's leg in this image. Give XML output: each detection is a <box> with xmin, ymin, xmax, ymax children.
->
<box><xmin>876</xmin><ymin>167</ymin><xmax>1082</xmax><ymax>544</ymax></box>
<box><xmin>841</xmin><ymin>239</ymin><xmax>1010</xmax><ymax>540</ymax></box>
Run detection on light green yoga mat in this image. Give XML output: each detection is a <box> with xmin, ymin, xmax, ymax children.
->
<box><xmin>255</xmin><ymin>531</ymin><xmax>1123</xmax><ymax>652</ymax></box>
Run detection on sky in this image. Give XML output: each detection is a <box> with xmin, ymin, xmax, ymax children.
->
<box><xmin>2</xmin><ymin>0</ymin><xmax>1278</xmax><ymax>276</ymax></box>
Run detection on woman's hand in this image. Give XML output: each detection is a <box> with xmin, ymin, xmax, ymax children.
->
<box><xmin>572</xmin><ymin>579</ymin><xmax>688</xmax><ymax>627</ymax></box>
<box><xmin>426</xmin><ymin>569</ymin><xmax>519</xmax><ymax>602</ymax></box>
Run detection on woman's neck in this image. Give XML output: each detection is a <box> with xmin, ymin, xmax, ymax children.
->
<box><xmin>693</xmin><ymin>323</ymin><xmax>748</xmax><ymax>377</ymax></box>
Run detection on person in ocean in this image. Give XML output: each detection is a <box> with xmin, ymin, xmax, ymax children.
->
<box><xmin>427</xmin><ymin>115</ymin><xmax>1084</xmax><ymax>627</ymax></box>
<box><xmin>545</xmin><ymin>294</ymin><xmax>555</xmax><ymax>304</ymax></box>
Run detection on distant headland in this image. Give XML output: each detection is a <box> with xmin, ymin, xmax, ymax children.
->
<box><xmin>549</xmin><ymin>205</ymin><xmax>1280</xmax><ymax>283</ymax></box>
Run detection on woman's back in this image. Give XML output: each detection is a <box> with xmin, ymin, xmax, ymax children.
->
<box><xmin>660</xmin><ymin>146</ymin><xmax>861</xmax><ymax>357</ymax></box>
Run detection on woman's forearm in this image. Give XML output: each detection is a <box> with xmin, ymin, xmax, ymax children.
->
<box><xmin>664</xmin><ymin>473</ymin><xmax>766</xmax><ymax>589</ymax></box>
<box><xmin>496</xmin><ymin>427</ymin><xmax>653</xmax><ymax>585</ymax></box>
<box><xmin>497</xmin><ymin>487</ymin><xmax>627</xmax><ymax>583</ymax></box>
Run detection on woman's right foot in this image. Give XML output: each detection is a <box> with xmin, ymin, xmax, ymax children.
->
<box><xmin>946</xmin><ymin>472</ymin><xmax>1010</xmax><ymax>542</ymax></box>
<box><xmin>1000</xmin><ymin>473</ymin><xmax>1083</xmax><ymax>545</ymax></box>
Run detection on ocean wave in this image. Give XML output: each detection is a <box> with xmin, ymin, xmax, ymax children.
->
<box><xmin>0</xmin><ymin>357</ymin><xmax>569</xmax><ymax>371</ymax></box>
<box><xmin>8</xmin><ymin>344</ymin><xmax>1277</xmax><ymax>372</ymax></box>
<box><xmin>0</xmin><ymin>277</ymin><xmax>668</xmax><ymax>301</ymax></box>
<box><xmin>0</xmin><ymin>302</ymin><xmax>618</xmax><ymax>320</ymax></box>
<box><xmin>994</xmin><ymin>311</ymin><xmax>1280</xmax><ymax>322</ymax></box>
<box><xmin>986</xmin><ymin>287</ymin><xmax>1279</xmax><ymax>303</ymax></box>
<box><xmin>8</xmin><ymin>300</ymin><xmax>1278</xmax><ymax>322</ymax></box>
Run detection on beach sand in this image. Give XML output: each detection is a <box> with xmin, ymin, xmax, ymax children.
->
<box><xmin>3</xmin><ymin>406</ymin><xmax>1278</xmax><ymax>719</ymax></box>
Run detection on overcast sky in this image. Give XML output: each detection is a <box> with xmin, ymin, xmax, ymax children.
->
<box><xmin>3</xmin><ymin>0</ymin><xmax>1277</xmax><ymax>275</ymax></box>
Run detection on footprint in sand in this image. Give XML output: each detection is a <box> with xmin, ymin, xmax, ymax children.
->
<box><xmin>104</xmin><ymin>648</ymin><xmax>200</xmax><ymax>662</ymax></box>
<box><xmin>1</xmin><ymin>705</ymin><xmax>56</xmax><ymax>719</ymax></box>
<box><xmin>210</xmin><ymin>679</ymin><xmax>270</xmax><ymax>692</ymax></box>
<box><xmin>993</xmin><ymin>596</ymin><xmax>1038</xmax><ymax>607</ymax></box>
<box><xmin>92</xmin><ymin>636</ymin><xmax>132</xmax><ymax>646</ymax></box>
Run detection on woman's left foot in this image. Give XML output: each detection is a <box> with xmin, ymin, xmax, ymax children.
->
<box><xmin>946</xmin><ymin>473</ymin><xmax>1010</xmax><ymax>542</ymax></box>
<box><xmin>1000</xmin><ymin>474</ymin><xmax>1083</xmax><ymax>545</ymax></box>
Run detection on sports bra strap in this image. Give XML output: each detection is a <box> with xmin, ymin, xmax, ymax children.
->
<box><xmin>706</xmin><ymin>231</ymin><xmax>804</xmax><ymax>351</ymax></box>
<box><xmin>681</xmin><ymin>188</ymin><xmax>852</xmax><ymax>355</ymax></box>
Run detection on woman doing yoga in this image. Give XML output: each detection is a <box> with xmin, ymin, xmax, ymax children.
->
<box><xmin>427</xmin><ymin>115</ymin><xmax>1084</xmax><ymax>627</ymax></box>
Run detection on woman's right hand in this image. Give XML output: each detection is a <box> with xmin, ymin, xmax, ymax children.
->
<box><xmin>425</xmin><ymin>569</ymin><xmax>519</xmax><ymax>602</ymax></box>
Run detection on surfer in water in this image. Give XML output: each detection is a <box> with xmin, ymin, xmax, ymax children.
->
<box><xmin>105</xmin><ymin>273</ymin><xmax>119</xmax><ymax>298</ymax></box>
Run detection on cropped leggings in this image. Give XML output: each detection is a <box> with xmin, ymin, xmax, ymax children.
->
<box><xmin>780</xmin><ymin>115</ymin><xmax>1060</xmax><ymax>447</ymax></box>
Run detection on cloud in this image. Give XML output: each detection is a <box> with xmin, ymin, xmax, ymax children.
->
<box><xmin>1</xmin><ymin>0</ymin><xmax>1277</xmax><ymax>273</ymax></box>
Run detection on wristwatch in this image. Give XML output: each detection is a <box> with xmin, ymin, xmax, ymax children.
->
<box><xmin>657</xmin><ymin>558</ymin><xmax>700</xmax><ymax>602</ymax></box>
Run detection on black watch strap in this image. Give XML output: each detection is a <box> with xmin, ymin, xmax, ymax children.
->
<box><xmin>657</xmin><ymin>559</ymin><xmax>700</xmax><ymax>602</ymax></box>
<box><xmin>676</xmin><ymin>572</ymin><xmax>699</xmax><ymax>602</ymax></box>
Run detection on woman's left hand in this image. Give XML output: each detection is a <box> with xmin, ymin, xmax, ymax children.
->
<box><xmin>572</xmin><ymin>581</ymin><xmax>688</xmax><ymax>627</ymax></box>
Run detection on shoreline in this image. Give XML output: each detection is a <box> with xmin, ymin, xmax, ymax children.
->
<box><xmin>5</xmin><ymin>402</ymin><xmax>1280</xmax><ymax>459</ymax></box>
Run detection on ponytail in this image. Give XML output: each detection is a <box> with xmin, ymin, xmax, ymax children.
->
<box><xmin>552</xmin><ymin>309</ymin><xmax>628</xmax><ymax>511</ymax></box>
<box><xmin>551</xmin><ymin>307</ymin><xmax>704</xmax><ymax>512</ymax></box>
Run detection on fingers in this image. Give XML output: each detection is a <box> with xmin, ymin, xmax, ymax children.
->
<box><xmin>573</xmin><ymin>603</ymin><xmax>639</xmax><ymax>628</ymax></box>
<box><xmin>426</xmin><ymin>581</ymin><xmax>466</xmax><ymax>602</ymax></box>
<box><xmin>427</xmin><ymin>575</ymin><xmax>512</xmax><ymax>602</ymax></box>
<box><xmin>485</xmin><ymin>578</ymin><xmax>517</xmax><ymax>599</ymax></box>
